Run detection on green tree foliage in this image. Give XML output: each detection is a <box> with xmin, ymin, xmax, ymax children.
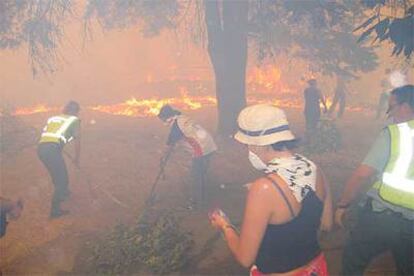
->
<box><xmin>0</xmin><ymin>0</ymin><xmax>73</xmax><ymax>76</ymax></box>
<box><xmin>82</xmin><ymin>0</ymin><xmax>378</xmax><ymax>78</ymax></box>
<box><xmin>356</xmin><ymin>0</ymin><xmax>414</xmax><ymax>59</ymax></box>
<box><xmin>250</xmin><ymin>1</ymin><xmax>378</xmax><ymax>78</ymax></box>
<box><xmin>1</xmin><ymin>1</ymin><xmax>382</xmax><ymax>77</ymax></box>
<box><xmin>83</xmin><ymin>0</ymin><xmax>180</xmax><ymax>36</ymax></box>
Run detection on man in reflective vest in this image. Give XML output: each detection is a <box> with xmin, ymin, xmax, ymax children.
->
<box><xmin>158</xmin><ymin>105</ymin><xmax>217</xmax><ymax>210</ymax></box>
<box><xmin>335</xmin><ymin>85</ymin><xmax>414</xmax><ymax>275</ymax></box>
<box><xmin>37</xmin><ymin>101</ymin><xmax>81</xmax><ymax>218</ymax></box>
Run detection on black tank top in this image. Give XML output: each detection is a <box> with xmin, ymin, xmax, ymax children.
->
<box><xmin>255</xmin><ymin>177</ymin><xmax>323</xmax><ymax>274</ymax></box>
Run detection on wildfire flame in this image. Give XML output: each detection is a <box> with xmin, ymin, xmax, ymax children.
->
<box><xmin>90</xmin><ymin>87</ymin><xmax>216</xmax><ymax>117</ymax></box>
<box><xmin>247</xmin><ymin>65</ymin><xmax>293</xmax><ymax>94</ymax></box>
<box><xmin>2</xmin><ymin>104</ymin><xmax>58</xmax><ymax>116</ymax></box>
<box><xmin>324</xmin><ymin>98</ymin><xmax>332</xmax><ymax>110</ymax></box>
<box><xmin>5</xmin><ymin>94</ymin><xmax>370</xmax><ymax>119</ymax></box>
<box><xmin>247</xmin><ymin>65</ymin><xmax>282</xmax><ymax>90</ymax></box>
<box><xmin>3</xmin><ymin>66</ymin><xmax>371</xmax><ymax>118</ymax></box>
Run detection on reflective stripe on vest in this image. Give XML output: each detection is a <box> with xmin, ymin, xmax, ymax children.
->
<box><xmin>40</xmin><ymin>115</ymin><xmax>77</xmax><ymax>144</ymax></box>
<box><xmin>377</xmin><ymin>120</ymin><xmax>414</xmax><ymax>209</ymax></box>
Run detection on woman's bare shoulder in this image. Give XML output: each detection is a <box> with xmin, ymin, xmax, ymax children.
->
<box><xmin>246</xmin><ymin>176</ymin><xmax>275</xmax><ymax>195</ymax></box>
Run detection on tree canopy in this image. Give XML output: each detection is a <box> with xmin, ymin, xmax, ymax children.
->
<box><xmin>0</xmin><ymin>0</ymin><xmax>395</xmax><ymax>77</ymax></box>
<box><xmin>355</xmin><ymin>0</ymin><xmax>413</xmax><ymax>59</ymax></box>
<box><xmin>0</xmin><ymin>0</ymin><xmax>73</xmax><ymax>76</ymax></box>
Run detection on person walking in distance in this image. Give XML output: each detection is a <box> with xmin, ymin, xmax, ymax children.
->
<box><xmin>158</xmin><ymin>104</ymin><xmax>217</xmax><ymax>210</ymax></box>
<box><xmin>335</xmin><ymin>85</ymin><xmax>414</xmax><ymax>275</ymax></box>
<box><xmin>329</xmin><ymin>77</ymin><xmax>348</xmax><ymax>119</ymax></box>
<box><xmin>38</xmin><ymin>101</ymin><xmax>81</xmax><ymax>218</ymax></box>
<box><xmin>304</xmin><ymin>79</ymin><xmax>328</xmax><ymax>133</ymax></box>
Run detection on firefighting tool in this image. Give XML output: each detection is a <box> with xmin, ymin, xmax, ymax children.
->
<box><xmin>64</xmin><ymin>151</ymin><xmax>129</xmax><ymax>209</ymax></box>
<box><xmin>145</xmin><ymin>146</ymin><xmax>175</xmax><ymax>207</ymax></box>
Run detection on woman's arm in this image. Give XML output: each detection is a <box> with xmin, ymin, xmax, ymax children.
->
<box><xmin>211</xmin><ymin>179</ymin><xmax>272</xmax><ymax>267</ymax></box>
<box><xmin>318</xmin><ymin>168</ymin><xmax>333</xmax><ymax>232</ymax></box>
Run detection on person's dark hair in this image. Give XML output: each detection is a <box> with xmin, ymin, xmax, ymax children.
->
<box><xmin>308</xmin><ymin>79</ymin><xmax>317</xmax><ymax>86</ymax></box>
<box><xmin>271</xmin><ymin>139</ymin><xmax>299</xmax><ymax>151</ymax></box>
<box><xmin>391</xmin><ymin>85</ymin><xmax>414</xmax><ymax>110</ymax></box>
<box><xmin>62</xmin><ymin>101</ymin><xmax>80</xmax><ymax>115</ymax></box>
<box><xmin>158</xmin><ymin>104</ymin><xmax>181</xmax><ymax>121</ymax></box>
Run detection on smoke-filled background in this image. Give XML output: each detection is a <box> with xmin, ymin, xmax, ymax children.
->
<box><xmin>1</xmin><ymin>29</ymin><xmax>412</xmax><ymax>107</ymax></box>
<box><xmin>1</xmin><ymin>0</ymin><xmax>413</xmax><ymax>275</ymax></box>
<box><xmin>1</xmin><ymin>2</ymin><xmax>412</xmax><ymax>110</ymax></box>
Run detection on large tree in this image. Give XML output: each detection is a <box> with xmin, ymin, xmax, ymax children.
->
<box><xmin>204</xmin><ymin>1</ymin><xmax>248</xmax><ymax>135</ymax></box>
<box><xmin>2</xmin><ymin>0</ymin><xmax>394</xmax><ymax>135</ymax></box>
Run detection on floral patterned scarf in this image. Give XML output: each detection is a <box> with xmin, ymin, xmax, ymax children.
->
<box><xmin>265</xmin><ymin>154</ymin><xmax>317</xmax><ymax>202</ymax></box>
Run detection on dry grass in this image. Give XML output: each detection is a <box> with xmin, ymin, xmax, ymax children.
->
<box><xmin>0</xmin><ymin>107</ymin><xmax>396</xmax><ymax>275</ymax></box>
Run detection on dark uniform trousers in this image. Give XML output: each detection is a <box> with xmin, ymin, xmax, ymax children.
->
<box><xmin>191</xmin><ymin>153</ymin><xmax>212</xmax><ymax>207</ymax></box>
<box><xmin>342</xmin><ymin>201</ymin><xmax>414</xmax><ymax>276</ymax></box>
<box><xmin>37</xmin><ymin>143</ymin><xmax>70</xmax><ymax>214</ymax></box>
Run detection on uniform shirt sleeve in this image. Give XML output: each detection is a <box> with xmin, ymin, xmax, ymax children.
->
<box><xmin>167</xmin><ymin>120</ymin><xmax>184</xmax><ymax>146</ymax></box>
<box><xmin>362</xmin><ymin>128</ymin><xmax>390</xmax><ymax>173</ymax></box>
<box><xmin>67</xmin><ymin>117</ymin><xmax>81</xmax><ymax>139</ymax></box>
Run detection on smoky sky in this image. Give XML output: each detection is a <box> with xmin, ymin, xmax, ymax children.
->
<box><xmin>0</xmin><ymin>24</ymin><xmax>209</xmax><ymax>107</ymax></box>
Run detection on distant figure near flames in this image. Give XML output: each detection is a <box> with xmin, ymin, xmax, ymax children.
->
<box><xmin>158</xmin><ymin>105</ymin><xmax>217</xmax><ymax>210</ymax></box>
<box><xmin>37</xmin><ymin>101</ymin><xmax>81</xmax><ymax>218</ymax></box>
<box><xmin>329</xmin><ymin>77</ymin><xmax>348</xmax><ymax>119</ymax></box>
<box><xmin>304</xmin><ymin>79</ymin><xmax>328</xmax><ymax>132</ymax></box>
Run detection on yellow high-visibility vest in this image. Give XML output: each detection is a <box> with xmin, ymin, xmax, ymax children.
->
<box><xmin>374</xmin><ymin>120</ymin><xmax>414</xmax><ymax>210</ymax></box>
<box><xmin>39</xmin><ymin>115</ymin><xmax>79</xmax><ymax>144</ymax></box>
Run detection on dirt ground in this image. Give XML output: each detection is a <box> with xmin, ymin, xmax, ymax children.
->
<box><xmin>0</xmin><ymin>106</ymin><xmax>398</xmax><ymax>275</ymax></box>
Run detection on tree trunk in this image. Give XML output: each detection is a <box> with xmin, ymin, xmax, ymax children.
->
<box><xmin>204</xmin><ymin>0</ymin><xmax>248</xmax><ymax>136</ymax></box>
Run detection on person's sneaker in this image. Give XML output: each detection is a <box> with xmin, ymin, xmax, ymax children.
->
<box><xmin>49</xmin><ymin>209</ymin><xmax>70</xmax><ymax>219</ymax></box>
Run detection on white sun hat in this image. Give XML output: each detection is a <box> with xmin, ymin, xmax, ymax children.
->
<box><xmin>234</xmin><ymin>104</ymin><xmax>295</xmax><ymax>146</ymax></box>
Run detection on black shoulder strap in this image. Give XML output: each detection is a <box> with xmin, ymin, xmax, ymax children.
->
<box><xmin>266</xmin><ymin>176</ymin><xmax>295</xmax><ymax>217</ymax></box>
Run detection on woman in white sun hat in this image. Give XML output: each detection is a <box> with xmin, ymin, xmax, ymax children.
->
<box><xmin>209</xmin><ymin>104</ymin><xmax>333</xmax><ymax>276</ymax></box>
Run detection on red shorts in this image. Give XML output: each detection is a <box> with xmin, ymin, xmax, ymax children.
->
<box><xmin>250</xmin><ymin>253</ymin><xmax>328</xmax><ymax>276</ymax></box>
